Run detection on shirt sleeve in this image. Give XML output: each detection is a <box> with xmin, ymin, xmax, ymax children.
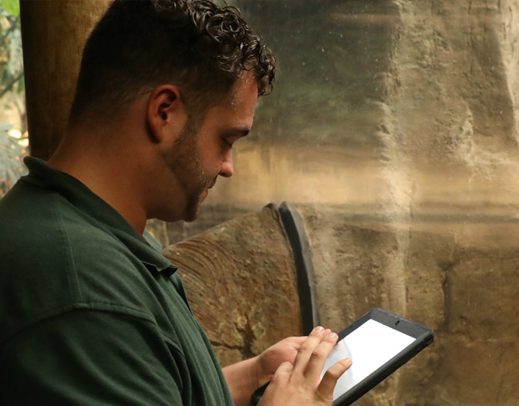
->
<box><xmin>0</xmin><ymin>308</ymin><xmax>186</xmax><ymax>405</ymax></box>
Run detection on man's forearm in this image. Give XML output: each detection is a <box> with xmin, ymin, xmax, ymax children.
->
<box><xmin>223</xmin><ymin>356</ymin><xmax>264</xmax><ymax>406</ymax></box>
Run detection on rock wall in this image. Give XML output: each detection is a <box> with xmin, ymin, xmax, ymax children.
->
<box><xmin>168</xmin><ymin>0</ymin><xmax>519</xmax><ymax>404</ymax></box>
<box><xmin>164</xmin><ymin>206</ymin><xmax>302</xmax><ymax>367</ymax></box>
<box><xmin>296</xmin><ymin>205</ymin><xmax>519</xmax><ymax>405</ymax></box>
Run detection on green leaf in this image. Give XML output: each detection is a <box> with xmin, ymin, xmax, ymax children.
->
<box><xmin>1</xmin><ymin>0</ymin><xmax>20</xmax><ymax>17</ymax></box>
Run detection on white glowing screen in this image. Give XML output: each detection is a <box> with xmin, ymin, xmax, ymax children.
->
<box><xmin>322</xmin><ymin>319</ymin><xmax>415</xmax><ymax>400</ymax></box>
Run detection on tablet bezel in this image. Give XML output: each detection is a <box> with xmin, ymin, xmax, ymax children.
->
<box><xmin>333</xmin><ymin>308</ymin><xmax>434</xmax><ymax>405</ymax></box>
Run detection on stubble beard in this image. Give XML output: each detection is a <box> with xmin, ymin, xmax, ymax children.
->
<box><xmin>168</xmin><ymin>121</ymin><xmax>212</xmax><ymax>222</ymax></box>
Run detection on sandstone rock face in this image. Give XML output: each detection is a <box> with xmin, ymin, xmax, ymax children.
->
<box><xmin>163</xmin><ymin>206</ymin><xmax>302</xmax><ymax>367</ymax></box>
<box><xmin>297</xmin><ymin>205</ymin><xmax>519</xmax><ymax>405</ymax></box>
<box><xmin>166</xmin><ymin>0</ymin><xmax>519</xmax><ymax>404</ymax></box>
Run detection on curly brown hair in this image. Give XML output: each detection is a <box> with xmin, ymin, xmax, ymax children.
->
<box><xmin>69</xmin><ymin>0</ymin><xmax>275</xmax><ymax>125</ymax></box>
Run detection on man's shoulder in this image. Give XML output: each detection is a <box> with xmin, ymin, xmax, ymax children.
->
<box><xmin>0</xmin><ymin>182</ymin><xmax>156</xmax><ymax>344</ymax></box>
<box><xmin>0</xmin><ymin>178</ymin><xmax>127</xmax><ymax>272</ymax></box>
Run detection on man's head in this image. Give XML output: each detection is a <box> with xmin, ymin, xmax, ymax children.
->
<box><xmin>69</xmin><ymin>0</ymin><xmax>275</xmax><ymax>126</ymax></box>
<box><xmin>65</xmin><ymin>0</ymin><xmax>275</xmax><ymax>225</ymax></box>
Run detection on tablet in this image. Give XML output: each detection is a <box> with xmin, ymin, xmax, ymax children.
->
<box><xmin>325</xmin><ymin>308</ymin><xmax>434</xmax><ymax>405</ymax></box>
<box><xmin>251</xmin><ymin>308</ymin><xmax>433</xmax><ymax>405</ymax></box>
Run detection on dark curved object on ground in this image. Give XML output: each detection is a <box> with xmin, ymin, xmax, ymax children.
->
<box><xmin>277</xmin><ymin>202</ymin><xmax>320</xmax><ymax>333</ymax></box>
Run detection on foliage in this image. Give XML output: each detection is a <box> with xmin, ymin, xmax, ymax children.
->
<box><xmin>0</xmin><ymin>123</ymin><xmax>24</xmax><ymax>195</ymax></box>
<box><xmin>0</xmin><ymin>0</ymin><xmax>26</xmax><ymax>197</ymax></box>
<box><xmin>1</xmin><ymin>0</ymin><xmax>19</xmax><ymax>17</ymax></box>
<box><xmin>0</xmin><ymin>0</ymin><xmax>23</xmax><ymax>96</ymax></box>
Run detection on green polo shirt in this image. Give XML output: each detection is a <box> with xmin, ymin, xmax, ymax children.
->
<box><xmin>0</xmin><ymin>157</ymin><xmax>234</xmax><ymax>405</ymax></box>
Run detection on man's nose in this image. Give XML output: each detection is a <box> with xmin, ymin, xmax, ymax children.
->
<box><xmin>219</xmin><ymin>150</ymin><xmax>234</xmax><ymax>177</ymax></box>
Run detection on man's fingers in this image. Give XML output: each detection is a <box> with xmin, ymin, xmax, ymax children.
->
<box><xmin>317</xmin><ymin>358</ymin><xmax>352</xmax><ymax>399</ymax></box>
<box><xmin>292</xmin><ymin>326</ymin><xmax>328</xmax><ymax>375</ymax></box>
<box><xmin>262</xmin><ymin>330</ymin><xmax>350</xmax><ymax>405</ymax></box>
<box><xmin>304</xmin><ymin>331</ymin><xmax>339</xmax><ymax>381</ymax></box>
<box><xmin>286</xmin><ymin>336</ymin><xmax>307</xmax><ymax>344</ymax></box>
<box><xmin>270</xmin><ymin>361</ymin><xmax>293</xmax><ymax>385</ymax></box>
<box><xmin>287</xmin><ymin>336</ymin><xmax>307</xmax><ymax>347</ymax></box>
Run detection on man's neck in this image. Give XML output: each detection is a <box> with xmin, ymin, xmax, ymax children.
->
<box><xmin>48</xmin><ymin>128</ymin><xmax>149</xmax><ymax>234</ymax></box>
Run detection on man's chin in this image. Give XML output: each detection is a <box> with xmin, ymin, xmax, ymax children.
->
<box><xmin>181</xmin><ymin>188</ymin><xmax>208</xmax><ymax>222</ymax></box>
<box><xmin>183</xmin><ymin>200</ymin><xmax>203</xmax><ymax>222</ymax></box>
<box><xmin>183</xmin><ymin>211</ymin><xmax>199</xmax><ymax>222</ymax></box>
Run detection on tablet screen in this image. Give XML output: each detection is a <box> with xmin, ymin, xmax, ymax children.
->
<box><xmin>322</xmin><ymin>318</ymin><xmax>415</xmax><ymax>400</ymax></box>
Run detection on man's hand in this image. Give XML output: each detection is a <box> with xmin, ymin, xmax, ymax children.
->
<box><xmin>255</xmin><ymin>336</ymin><xmax>307</xmax><ymax>386</ymax></box>
<box><xmin>258</xmin><ymin>326</ymin><xmax>352</xmax><ymax>406</ymax></box>
<box><xmin>222</xmin><ymin>336</ymin><xmax>306</xmax><ymax>406</ymax></box>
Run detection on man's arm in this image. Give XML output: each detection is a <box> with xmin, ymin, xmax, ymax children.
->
<box><xmin>0</xmin><ymin>308</ymin><xmax>184</xmax><ymax>405</ymax></box>
<box><xmin>223</xmin><ymin>356</ymin><xmax>263</xmax><ymax>406</ymax></box>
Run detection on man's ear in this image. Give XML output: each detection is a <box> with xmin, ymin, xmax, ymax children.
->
<box><xmin>146</xmin><ymin>84</ymin><xmax>185</xmax><ymax>144</ymax></box>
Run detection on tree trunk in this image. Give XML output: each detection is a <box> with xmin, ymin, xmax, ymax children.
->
<box><xmin>20</xmin><ymin>0</ymin><xmax>109</xmax><ymax>159</ymax></box>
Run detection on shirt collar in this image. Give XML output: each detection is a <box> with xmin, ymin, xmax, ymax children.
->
<box><xmin>21</xmin><ymin>156</ymin><xmax>176</xmax><ymax>275</ymax></box>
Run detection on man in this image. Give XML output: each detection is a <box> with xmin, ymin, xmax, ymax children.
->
<box><xmin>0</xmin><ymin>1</ymin><xmax>350</xmax><ymax>404</ymax></box>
